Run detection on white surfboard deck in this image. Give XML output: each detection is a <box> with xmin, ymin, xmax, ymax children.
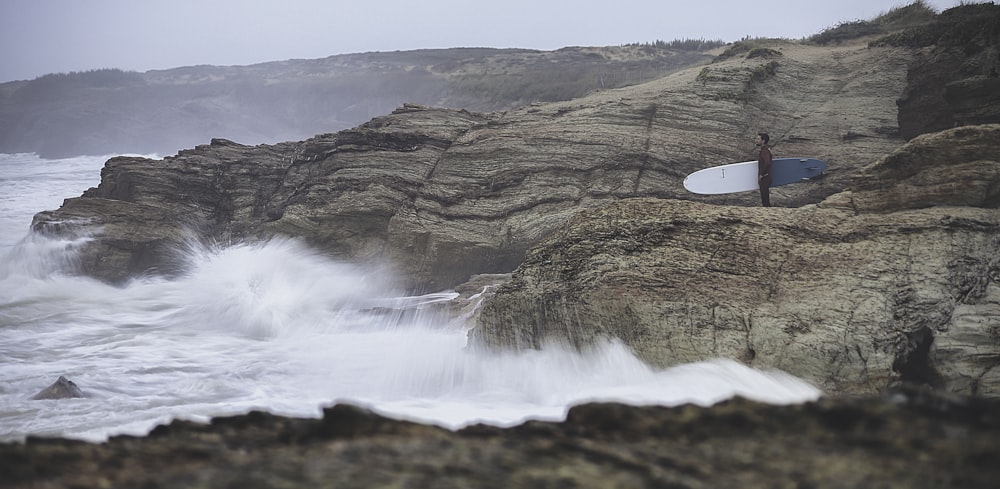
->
<box><xmin>683</xmin><ymin>158</ymin><xmax>826</xmax><ymax>195</ymax></box>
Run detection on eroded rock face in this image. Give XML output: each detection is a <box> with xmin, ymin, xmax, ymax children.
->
<box><xmin>891</xmin><ymin>3</ymin><xmax>1000</xmax><ymax>139</ymax></box>
<box><xmin>2</xmin><ymin>391</ymin><xmax>998</xmax><ymax>488</ymax></box>
<box><xmin>32</xmin><ymin>37</ymin><xmax>914</xmax><ymax>290</ymax></box>
<box><xmin>472</xmin><ymin>125</ymin><xmax>1000</xmax><ymax>396</ymax></box>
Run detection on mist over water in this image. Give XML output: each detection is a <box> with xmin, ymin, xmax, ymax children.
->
<box><xmin>0</xmin><ymin>153</ymin><xmax>821</xmax><ymax>442</ymax></box>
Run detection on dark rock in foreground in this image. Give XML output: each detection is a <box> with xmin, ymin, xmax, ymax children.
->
<box><xmin>2</xmin><ymin>388</ymin><xmax>998</xmax><ymax>488</ymax></box>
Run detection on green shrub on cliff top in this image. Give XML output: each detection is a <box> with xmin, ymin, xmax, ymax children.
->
<box><xmin>807</xmin><ymin>1</ymin><xmax>937</xmax><ymax>45</ymax></box>
<box><xmin>870</xmin><ymin>2</ymin><xmax>1000</xmax><ymax>48</ymax></box>
<box><xmin>808</xmin><ymin>20</ymin><xmax>884</xmax><ymax>45</ymax></box>
<box><xmin>875</xmin><ymin>0</ymin><xmax>938</xmax><ymax>30</ymax></box>
<box><xmin>624</xmin><ymin>38</ymin><xmax>728</xmax><ymax>52</ymax></box>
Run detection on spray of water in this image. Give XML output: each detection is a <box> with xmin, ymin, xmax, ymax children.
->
<box><xmin>0</xmin><ymin>234</ymin><xmax>821</xmax><ymax>442</ymax></box>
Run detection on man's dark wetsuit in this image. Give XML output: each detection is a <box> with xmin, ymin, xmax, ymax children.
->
<box><xmin>758</xmin><ymin>144</ymin><xmax>773</xmax><ymax>207</ymax></box>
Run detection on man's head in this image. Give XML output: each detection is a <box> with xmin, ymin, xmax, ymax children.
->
<box><xmin>756</xmin><ymin>132</ymin><xmax>770</xmax><ymax>145</ymax></box>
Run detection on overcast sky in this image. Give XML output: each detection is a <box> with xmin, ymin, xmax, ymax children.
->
<box><xmin>0</xmin><ymin>0</ymin><xmax>965</xmax><ymax>83</ymax></box>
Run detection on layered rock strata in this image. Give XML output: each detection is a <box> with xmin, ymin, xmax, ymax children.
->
<box><xmin>472</xmin><ymin>125</ymin><xmax>1000</xmax><ymax>396</ymax></box>
<box><xmin>32</xmin><ymin>38</ymin><xmax>914</xmax><ymax>290</ymax></box>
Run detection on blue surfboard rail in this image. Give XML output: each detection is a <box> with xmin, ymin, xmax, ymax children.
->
<box><xmin>770</xmin><ymin>158</ymin><xmax>827</xmax><ymax>187</ymax></box>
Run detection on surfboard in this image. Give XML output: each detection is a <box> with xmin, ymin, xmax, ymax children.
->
<box><xmin>683</xmin><ymin>158</ymin><xmax>826</xmax><ymax>195</ymax></box>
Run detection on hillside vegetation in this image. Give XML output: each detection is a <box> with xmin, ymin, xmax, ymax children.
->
<box><xmin>806</xmin><ymin>0</ymin><xmax>938</xmax><ymax>45</ymax></box>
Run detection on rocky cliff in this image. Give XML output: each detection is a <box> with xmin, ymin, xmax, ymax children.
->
<box><xmin>472</xmin><ymin>124</ymin><xmax>1000</xmax><ymax>396</ymax></box>
<box><xmin>10</xmin><ymin>5</ymin><xmax>1000</xmax><ymax>487</ymax></box>
<box><xmin>24</xmin><ymin>6</ymin><xmax>1000</xmax><ymax>397</ymax></box>
<box><xmin>32</xmin><ymin>35</ymin><xmax>917</xmax><ymax>290</ymax></box>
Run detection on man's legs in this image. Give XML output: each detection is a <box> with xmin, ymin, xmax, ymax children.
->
<box><xmin>759</xmin><ymin>178</ymin><xmax>771</xmax><ymax>207</ymax></box>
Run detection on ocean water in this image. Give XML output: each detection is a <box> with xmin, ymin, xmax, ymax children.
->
<box><xmin>0</xmin><ymin>153</ymin><xmax>821</xmax><ymax>442</ymax></box>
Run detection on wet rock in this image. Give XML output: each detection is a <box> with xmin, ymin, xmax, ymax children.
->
<box><xmin>30</xmin><ymin>376</ymin><xmax>84</xmax><ymax>400</ymax></box>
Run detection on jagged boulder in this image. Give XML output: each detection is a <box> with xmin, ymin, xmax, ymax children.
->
<box><xmin>2</xmin><ymin>391</ymin><xmax>999</xmax><ymax>488</ymax></box>
<box><xmin>472</xmin><ymin>125</ymin><xmax>1000</xmax><ymax>396</ymax></box>
<box><xmin>30</xmin><ymin>376</ymin><xmax>84</xmax><ymax>400</ymax></box>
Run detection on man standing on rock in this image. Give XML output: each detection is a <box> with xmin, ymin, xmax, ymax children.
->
<box><xmin>756</xmin><ymin>132</ymin><xmax>773</xmax><ymax>207</ymax></box>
